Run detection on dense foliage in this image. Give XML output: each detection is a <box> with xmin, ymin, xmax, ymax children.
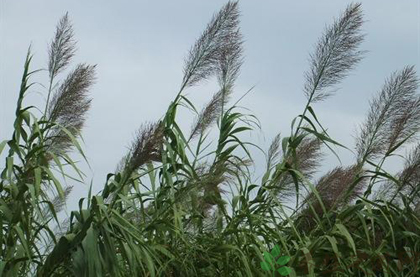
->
<box><xmin>1</xmin><ymin>2</ymin><xmax>420</xmax><ymax>276</ymax></box>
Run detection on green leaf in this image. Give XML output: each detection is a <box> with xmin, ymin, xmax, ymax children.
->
<box><xmin>44</xmin><ymin>167</ymin><xmax>65</xmax><ymax>198</ymax></box>
<box><xmin>14</xmin><ymin>225</ymin><xmax>31</xmax><ymax>260</ymax></box>
<box><xmin>278</xmin><ymin>266</ymin><xmax>292</xmax><ymax>276</ymax></box>
<box><xmin>232</xmin><ymin>195</ymin><xmax>240</xmax><ymax>210</ymax></box>
<box><xmin>271</xmin><ymin>244</ymin><xmax>281</xmax><ymax>257</ymax></box>
<box><xmin>260</xmin><ymin>261</ymin><xmax>272</xmax><ymax>271</ymax></box>
<box><xmin>335</xmin><ymin>223</ymin><xmax>357</xmax><ymax>255</ymax></box>
<box><xmin>277</xmin><ymin>255</ymin><xmax>290</xmax><ymax>266</ymax></box>
<box><xmin>0</xmin><ymin>140</ymin><xmax>8</xmax><ymax>155</ymax></box>
<box><xmin>263</xmin><ymin>251</ymin><xmax>273</xmax><ymax>263</ymax></box>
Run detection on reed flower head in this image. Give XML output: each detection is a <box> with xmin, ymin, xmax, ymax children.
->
<box><xmin>182</xmin><ymin>1</ymin><xmax>240</xmax><ymax>88</ymax></box>
<box><xmin>48</xmin><ymin>13</ymin><xmax>76</xmax><ymax>81</ymax></box>
<box><xmin>46</xmin><ymin>64</ymin><xmax>96</xmax><ymax>156</ymax></box>
<box><xmin>127</xmin><ymin>122</ymin><xmax>164</xmax><ymax>171</ymax></box>
<box><xmin>304</xmin><ymin>3</ymin><xmax>365</xmax><ymax>102</ymax></box>
<box><xmin>356</xmin><ymin>66</ymin><xmax>420</xmax><ymax>161</ymax></box>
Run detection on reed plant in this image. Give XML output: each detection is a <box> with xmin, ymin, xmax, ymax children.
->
<box><xmin>1</xmin><ymin>2</ymin><xmax>420</xmax><ymax>276</ymax></box>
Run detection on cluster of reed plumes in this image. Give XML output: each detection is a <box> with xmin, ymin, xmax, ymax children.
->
<box><xmin>1</xmin><ymin>2</ymin><xmax>420</xmax><ymax>276</ymax></box>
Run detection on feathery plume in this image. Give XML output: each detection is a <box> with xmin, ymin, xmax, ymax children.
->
<box><xmin>196</xmin><ymin>156</ymin><xmax>251</xmax><ymax>216</ymax></box>
<box><xmin>189</xmin><ymin>13</ymin><xmax>243</xmax><ymax>140</ymax></box>
<box><xmin>304</xmin><ymin>3</ymin><xmax>365</xmax><ymax>102</ymax></box>
<box><xmin>50</xmin><ymin>185</ymin><xmax>73</xmax><ymax>214</ymax></box>
<box><xmin>48</xmin><ymin>13</ymin><xmax>76</xmax><ymax>81</ymax></box>
<box><xmin>190</xmin><ymin>89</ymin><xmax>230</xmax><ymax>140</ymax></box>
<box><xmin>292</xmin><ymin>137</ymin><xmax>323</xmax><ymax>177</ymax></box>
<box><xmin>182</xmin><ymin>1</ymin><xmax>240</xmax><ymax>88</ymax></box>
<box><xmin>266</xmin><ymin>133</ymin><xmax>281</xmax><ymax>170</ymax></box>
<box><xmin>387</xmin><ymin>97</ymin><xmax>420</xmax><ymax>151</ymax></box>
<box><xmin>377</xmin><ymin>144</ymin><xmax>420</xmax><ymax>203</ymax></box>
<box><xmin>356</xmin><ymin>66</ymin><xmax>420</xmax><ymax>161</ymax></box>
<box><xmin>399</xmin><ymin>144</ymin><xmax>420</xmax><ymax>195</ymax></box>
<box><xmin>298</xmin><ymin>165</ymin><xmax>365</xmax><ymax>231</ymax></box>
<box><xmin>313</xmin><ymin>165</ymin><xmax>364</xmax><ymax>209</ymax></box>
<box><xmin>215</xmin><ymin>28</ymin><xmax>243</xmax><ymax>88</ymax></box>
<box><xmin>127</xmin><ymin>122</ymin><xmax>164</xmax><ymax>171</ymax></box>
<box><xmin>45</xmin><ymin>64</ymin><xmax>96</xmax><ymax>155</ymax></box>
<box><xmin>275</xmin><ymin>137</ymin><xmax>323</xmax><ymax>198</ymax></box>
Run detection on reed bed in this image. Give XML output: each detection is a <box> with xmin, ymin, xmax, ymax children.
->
<box><xmin>1</xmin><ymin>2</ymin><xmax>420</xmax><ymax>276</ymax></box>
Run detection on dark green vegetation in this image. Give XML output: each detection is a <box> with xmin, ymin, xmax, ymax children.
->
<box><xmin>1</xmin><ymin>2</ymin><xmax>420</xmax><ymax>276</ymax></box>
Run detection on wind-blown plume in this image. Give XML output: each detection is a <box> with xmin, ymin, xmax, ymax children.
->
<box><xmin>48</xmin><ymin>13</ymin><xmax>76</xmax><ymax>81</ymax></box>
<box><xmin>46</xmin><ymin>64</ymin><xmax>96</xmax><ymax>156</ymax></box>
<box><xmin>304</xmin><ymin>3</ymin><xmax>365</xmax><ymax>102</ymax></box>
<box><xmin>275</xmin><ymin>137</ymin><xmax>323</xmax><ymax>199</ymax></box>
<box><xmin>398</xmin><ymin>144</ymin><xmax>420</xmax><ymax>198</ymax></box>
<box><xmin>313</xmin><ymin>165</ymin><xmax>364</xmax><ymax>209</ymax></box>
<box><xmin>387</xmin><ymin>98</ymin><xmax>420</xmax><ymax>150</ymax></box>
<box><xmin>266</xmin><ymin>133</ymin><xmax>282</xmax><ymax>170</ymax></box>
<box><xmin>50</xmin><ymin>185</ymin><xmax>73</xmax><ymax>214</ymax></box>
<box><xmin>356</xmin><ymin>66</ymin><xmax>420</xmax><ymax>162</ymax></box>
<box><xmin>126</xmin><ymin>122</ymin><xmax>164</xmax><ymax>172</ymax></box>
<box><xmin>189</xmin><ymin>3</ymin><xmax>243</xmax><ymax>140</ymax></box>
<box><xmin>190</xmin><ymin>89</ymin><xmax>230</xmax><ymax>140</ymax></box>
<box><xmin>298</xmin><ymin>165</ymin><xmax>366</xmax><ymax>231</ymax></box>
<box><xmin>182</xmin><ymin>1</ymin><xmax>240</xmax><ymax>88</ymax></box>
<box><xmin>199</xmin><ymin>157</ymin><xmax>251</xmax><ymax>216</ymax></box>
<box><xmin>291</xmin><ymin>137</ymin><xmax>323</xmax><ymax>178</ymax></box>
<box><xmin>215</xmin><ymin>28</ymin><xmax>243</xmax><ymax>89</ymax></box>
<box><xmin>44</xmin><ymin>14</ymin><xmax>96</xmax><ymax>158</ymax></box>
<box><xmin>377</xmin><ymin>143</ymin><xmax>420</xmax><ymax>204</ymax></box>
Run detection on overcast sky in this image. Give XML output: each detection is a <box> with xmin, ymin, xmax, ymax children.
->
<box><xmin>1</xmin><ymin>1</ymin><xmax>419</xmax><ymax>211</ymax></box>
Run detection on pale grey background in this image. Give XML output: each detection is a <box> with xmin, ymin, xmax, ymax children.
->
<box><xmin>1</xmin><ymin>1</ymin><xmax>419</xmax><ymax>212</ymax></box>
